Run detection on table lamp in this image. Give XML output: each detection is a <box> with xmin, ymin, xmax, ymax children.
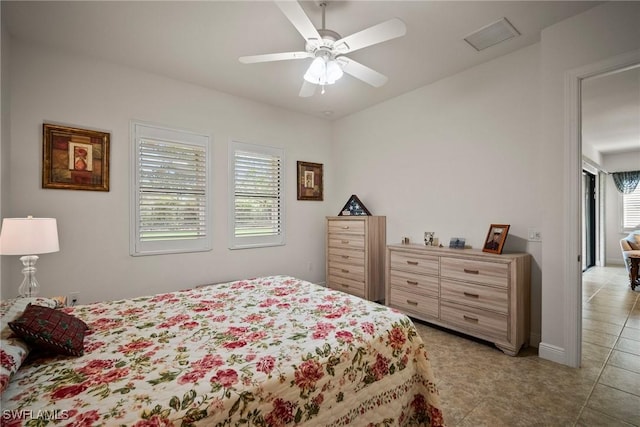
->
<box><xmin>0</xmin><ymin>216</ymin><xmax>60</xmax><ymax>297</ymax></box>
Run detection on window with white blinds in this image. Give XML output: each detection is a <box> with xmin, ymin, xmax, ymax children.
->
<box><xmin>622</xmin><ymin>186</ymin><xmax>640</xmax><ymax>231</ymax></box>
<box><xmin>131</xmin><ymin>122</ymin><xmax>211</xmax><ymax>255</ymax></box>
<box><xmin>228</xmin><ymin>141</ymin><xmax>285</xmax><ymax>249</ymax></box>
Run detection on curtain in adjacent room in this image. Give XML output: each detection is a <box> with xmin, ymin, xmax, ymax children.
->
<box><xmin>612</xmin><ymin>170</ymin><xmax>640</xmax><ymax>194</ymax></box>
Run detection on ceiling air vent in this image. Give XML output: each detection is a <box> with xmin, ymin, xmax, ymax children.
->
<box><xmin>464</xmin><ymin>18</ymin><xmax>520</xmax><ymax>51</ymax></box>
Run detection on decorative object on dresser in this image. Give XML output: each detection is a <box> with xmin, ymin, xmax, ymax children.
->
<box><xmin>0</xmin><ymin>216</ymin><xmax>60</xmax><ymax>297</ymax></box>
<box><xmin>386</xmin><ymin>244</ymin><xmax>531</xmax><ymax>355</ymax></box>
<box><xmin>42</xmin><ymin>123</ymin><xmax>110</xmax><ymax>191</ymax></box>
<box><xmin>326</xmin><ymin>216</ymin><xmax>386</xmax><ymax>301</ymax></box>
<box><xmin>449</xmin><ymin>237</ymin><xmax>465</xmax><ymax>249</ymax></box>
<box><xmin>296</xmin><ymin>161</ymin><xmax>323</xmax><ymax>201</ymax></box>
<box><xmin>338</xmin><ymin>194</ymin><xmax>371</xmax><ymax>216</ymax></box>
<box><xmin>483</xmin><ymin>224</ymin><xmax>510</xmax><ymax>254</ymax></box>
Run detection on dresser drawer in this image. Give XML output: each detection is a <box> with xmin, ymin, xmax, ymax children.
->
<box><xmin>441</xmin><ymin>257</ymin><xmax>508</xmax><ymax>288</ymax></box>
<box><xmin>328</xmin><ymin>275</ymin><xmax>366</xmax><ymax>299</ymax></box>
<box><xmin>389</xmin><ymin>269</ymin><xmax>439</xmax><ymax>297</ymax></box>
<box><xmin>440</xmin><ymin>301</ymin><xmax>507</xmax><ymax>341</ymax></box>
<box><xmin>389</xmin><ymin>288</ymin><xmax>438</xmax><ymax>319</ymax></box>
<box><xmin>328</xmin><ymin>247</ymin><xmax>365</xmax><ymax>266</ymax></box>
<box><xmin>441</xmin><ymin>279</ymin><xmax>508</xmax><ymax>314</ymax></box>
<box><xmin>328</xmin><ymin>235</ymin><xmax>365</xmax><ymax>250</ymax></box>
<box><xmin>329</xmin><ymin>262</ymin><xmax>365</xmax><ymax>282</ymax></box>
<box><xmin>328</xmin><ymin>220</ymin><xmax>365</xmax><ymax>235</ymax></box>
<box><xmin>389</xmin><ymin>251</ymin><xmax>439</xmax><ymax>276</ymax></box>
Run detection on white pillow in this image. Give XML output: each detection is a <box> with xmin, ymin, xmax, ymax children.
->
<box><xmin>0</xmin><ymin>297</ymin><xmax>60</xmax><ymax>393</ymax></box>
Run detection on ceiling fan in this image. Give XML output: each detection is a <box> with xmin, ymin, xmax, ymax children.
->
<box><xmin>239</xmin><ymin>1</ymin><xmax>407</xmax><ymax>97</ymax></box>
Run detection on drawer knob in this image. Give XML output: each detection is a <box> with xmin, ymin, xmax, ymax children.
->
<box><xmin>463</xmin><ymin>315</ymin><xmax>479</xmax><ymax>323</ymax></box>
<box><xmin>463</xmin><ymin>292</ymin><xmax>479</xmax><ymax>298</ymax></box>
<box><xmin>341</xmin><ymin>255</ymin><xmax>349</xmax><ymax>259</ymax></box>
<box><xmin>406</xmin><ymin>300</ymin><xmax>418</xmax><ymax>306</ymax></box>
<box><xmin>463</xmin><ymin>269</ymin><xmax>479</xmax><ymax>275</ymax></box>
<box><xmin>341</xmin><ymin>240</ymin><xmax>349</xmax><ymax>244</ymax></box>
<box><xmin>407</xmin><ymin>261</ymin><xmax>419</xmax><ymax>266</ymax></box>
<box><xmin>407</xmin><ymin>280</ymin><xmax>418</xmax><ymax>286</ymax></box>
<box><xmin>341</xmin><ymin>269</ymin><xmax>349</xmax><ymax>273</ymax></box>
<box><xmin>342</xmin><ymin>226</ymin><xmax>349</xmax><ymax>229</ymax></box>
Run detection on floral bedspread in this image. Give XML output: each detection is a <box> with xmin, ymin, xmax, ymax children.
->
<box><xmin>1</xmin><ymin>276</ymin><xmax>444</xmax><ymax>426</ymax></box>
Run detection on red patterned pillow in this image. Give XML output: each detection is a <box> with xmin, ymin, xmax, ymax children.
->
<box><xmin>8</xmin><ymin>304</ymin><xmax>88</xmax><ymax>356</ymax></box>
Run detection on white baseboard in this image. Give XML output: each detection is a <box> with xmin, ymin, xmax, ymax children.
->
<box><xmin>538</xmin><ymin>342</ymin><xmax>566</xmax><ymax>365</ymax></box>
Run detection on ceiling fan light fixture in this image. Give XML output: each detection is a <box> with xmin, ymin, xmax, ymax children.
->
<box><xmin>304</xmin><ymin>56</ymin><xmax>343</xmax><ymax>85</ymax></box>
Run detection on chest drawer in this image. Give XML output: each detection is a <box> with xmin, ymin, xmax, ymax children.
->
<box><xmin>328</xmin><ymin>220</ymin><xmax>365</xmax><ymax>235</ymax></box>
<box><xmin>328</xmin><ymin>247</ymin><xmax>365</xmax><ymax>266</ymax></box>
<box><xmin>389</xmin><ymin>269</ymin><xmax>439</xmax><ymax>297</ymax></box>
<box><xmin>328</xmin><ymin>275</ymin><xmax>366</xmax><ymax>299</ymax></box>
<box><xmin>329</xmin><ymin>262</ymin><xmax>365</xmax><ymax>282</ymax></box>
<box><xmin>328</xmin><ymin>235</ymin><xmax>365</xmax><ymax>250</ymax></box>
<box><xmin>441</xmin><ymin>279</ymin><xmax>508</xmax><ymax>314</ymax></box>
<box><xmin>440</xmin><ymin>301</ymin><xmax>508</xmax><ymax>342</ymax></box>
<box><xmin>389</xmin><ymin>288</ymin><xmax>438</xmax><ymax>319</ymax></box>
<box><xmin>389</xmin><ymin>251</ymin><xmax>439</xmax><ymax>276</ymax></box>
<box><xmin>441</xmin><ymin>257</ymin><xmax>508</xmax><ymax>288</ymax></box>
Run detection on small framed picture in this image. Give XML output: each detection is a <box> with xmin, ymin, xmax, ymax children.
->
<box><xmin>483</xmin><ymin>224</ymin><xmax>510</xmax><ymax>254</ymax></box>
<box><xmin>297</xmin><ymin>161</ymin><xmax>323</xmax><ymax>201</ymax></box>
<box><xmin>42</xmin><ymin>123</ymin><xmax>110</xmax><ymax>191</ymax></box>
<box><xmin>449</xmin><ymin>237</ymin><xmax>465</xmax><ymax>249</ymax></box>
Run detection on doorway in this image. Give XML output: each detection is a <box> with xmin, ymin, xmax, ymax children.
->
<box><xmin>582</xmin><ymin>170</ymin><xmax>596</xmax><ymax>272</ymax></box>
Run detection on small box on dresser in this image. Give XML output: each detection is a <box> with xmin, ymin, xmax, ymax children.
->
<box><xmin>326</xmin><ymin>216</ymin><xmax>386</xmax><ymax>302</ymax></box>
<box><xmin>386</xmin><ymin>244</ymin><xmax>531</xmax><ymax>356</ymax></box>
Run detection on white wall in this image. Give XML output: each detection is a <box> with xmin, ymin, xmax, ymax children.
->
<box><xmin>2</xmin><ymin>39</ymin><xmax>333</xmax><ymax>303</ymax></box>
<box><xmin>332</xmin><ymin>44</ymin><xmax>544</xmax><ymax>344</ymax></box>
<box><xmin>539</xmin><ymin>1</ymin><xmax>640</xmax><ymax>364</ymax></box>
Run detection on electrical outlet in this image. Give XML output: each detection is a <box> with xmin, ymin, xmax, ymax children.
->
<box><xmin>69</xmin><ymin>292</ymin><xmax>80</xmax><ymax>306</ymax></box>
<box><xmin>528</xmin><ymin>228</ymin><xmax>542</xmax><ymax>242</ymax></box>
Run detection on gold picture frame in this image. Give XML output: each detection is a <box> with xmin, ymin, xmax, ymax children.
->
<box><xmin>482</xmin><ymin>224</ymin><xmax>510</xmax><ymax>254</ymax></box>
<box><xmin>43</xmin><ymin>123</ymin><xmax>110</xmax><ymax>191</ymax></box>
<box><xmin>297</xmin><ymin>161</ymin><xmax>323</xmax><ymax>201</ymax></box>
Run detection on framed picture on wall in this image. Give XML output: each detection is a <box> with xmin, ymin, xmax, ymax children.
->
<box><xmin>42</xmin><ymin>123</ymin><xmax>110</xmax><ymax>191</ymax></box>
<box><xmin>297</xmin><ymin>161</ymin><xmax>323</xmax><ymax>201</ymax></box>
<box><xmin>482</xmin><ymin>224</ymin><xmax>510</xmax><ymax>254</ymax></box>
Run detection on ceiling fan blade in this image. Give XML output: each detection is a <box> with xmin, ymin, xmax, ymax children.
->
<box><xmin>340</xmin><ymin>57</ymin><xmax>388</xmax><ymax>87</ymax></box>
<box><xmin>299</xmin><ymin>80</ymin><xmax>316</xmax><ymax>98</ymax></box>
<box><xmin>275</xmin><ymin>1</ymin><xmax>322</xmax><ymax>47</ymax></box>
<box><xmin>239</xmin><ymin>51</ymin><xmax>312</xmax><ymax>64</ymax></box>
<box><xmin>334</xmin><ymin>18</ymin><xmax>407</xmax><ymax>54</ymax></box>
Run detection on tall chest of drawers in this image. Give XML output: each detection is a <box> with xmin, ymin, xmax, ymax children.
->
<box><xmin>326</xmin><ymin>216</ymin><xmax>386</xmax><ymax>302</ymax></box>
<box><xmin>386</xmin><ymin>244</ymin><xmax>531</xmax><ymax>355</ymax></box>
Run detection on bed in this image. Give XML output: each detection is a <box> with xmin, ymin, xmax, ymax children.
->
<box><xmin>1</xmin><ymin>276</ymin><xmax>444</xmax><ymax>426</ymax></box>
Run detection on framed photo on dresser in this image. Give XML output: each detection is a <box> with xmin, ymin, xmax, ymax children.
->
<box><xmin>483</xmin><ymin>224</ymin><xmax>510</xmax><ymax>254</ymax></box>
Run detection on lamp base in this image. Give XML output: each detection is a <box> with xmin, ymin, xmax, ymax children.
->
<box><xmin>17</xmin><ymin>255</ymin><xmax>40</xmax><ymax>298</ymax></box>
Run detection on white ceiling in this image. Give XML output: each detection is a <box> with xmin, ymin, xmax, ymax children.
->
<box><xmin>3</xmin><ymin>1</ymin><xmax>601</xmax><ymax>121</ymax></box>
<box><xmin>4</xmin><ymin>1</ymin><xmax>636</xmax><ymax>154</ymax></box>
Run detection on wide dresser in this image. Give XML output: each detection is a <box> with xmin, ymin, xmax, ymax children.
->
<box><xmin>386</xmin><ymin>244</ymin><xmax>531</xmax><ymax>355</ymax></box>
<box><xmin>326</xmin><ymin>216</ymin><xmax>386</xmax><ymax>302</ymax></box>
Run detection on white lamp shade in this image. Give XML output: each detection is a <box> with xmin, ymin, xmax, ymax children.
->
<box><xmin>304</xmin><ymin>57</ymin><xmax>326</xmax><ymax>84</ymax></box>
<box><xmin>0</xmin><ymin>217</ymin><xmax>60</xmax><ymax>255</ymax></box>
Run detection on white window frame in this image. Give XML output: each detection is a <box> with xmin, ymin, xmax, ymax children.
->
<box><xmin>130</xmin><ymin>121</ymin><xmax>212</xmax><ymax>256</ymax></box>
<box><xmin>228</xmin><ymin>140</ymin><xmax>285</xmax><ymax>249</ymax></box>
<box><xmin>621</xmin><ymin>185</ymin><xmax>640</xmax><ymax>232</ymax></box>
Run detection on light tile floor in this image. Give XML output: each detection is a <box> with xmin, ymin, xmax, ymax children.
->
<box><xmin>414</xmin><ymin>266</ymin><xmax>640</xmax><ymax>426</ymax></box>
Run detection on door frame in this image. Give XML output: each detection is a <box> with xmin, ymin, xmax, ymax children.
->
<box><xmin>564</xmin><ymin>49</ymin><xmax>640</xmax><ymax>368</ymax></box>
